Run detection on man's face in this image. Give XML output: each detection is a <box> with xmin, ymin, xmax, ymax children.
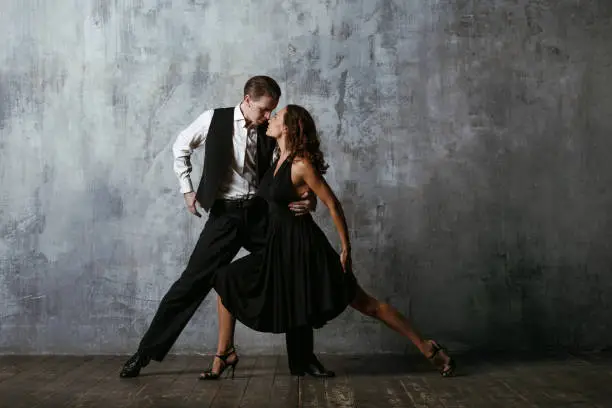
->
<box><xmin>243</xmin><ymin>94</ymin><xmax>278</xmax><ymax>127</ymax></box>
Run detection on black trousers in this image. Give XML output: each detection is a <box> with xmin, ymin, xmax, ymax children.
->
<box><xmin>285</xmin><ymin>326</ymin><xmax>314</xmax><ymax>373</ymax></box>
<box><xmin>137</xmin><ymin>197</ymin><xmax>313</xmax><ymax>367</ymax></box>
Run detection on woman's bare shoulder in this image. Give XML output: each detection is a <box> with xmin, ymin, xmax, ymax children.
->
<box><xmin>291</xmin><ymin>155</ymin><xmax>315</xmax><ymax>175</ymax></box>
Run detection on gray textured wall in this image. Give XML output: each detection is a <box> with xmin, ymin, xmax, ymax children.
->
<box><xmin>1</xmin><ymin>0</ymin><xmax>612</xmax><ymax>355</ymax></box>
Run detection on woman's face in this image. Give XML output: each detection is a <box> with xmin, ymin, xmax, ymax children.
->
<box><xmin>265</xmin><ymin>107</ymin><xmax>287</xmax><ymax>138</ymax></box>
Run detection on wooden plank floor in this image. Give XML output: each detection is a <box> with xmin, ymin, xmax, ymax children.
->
<box><xmin>0</xmin><ymin>352</ymin><xmax>611</xmax><ymax>407</ymax></box>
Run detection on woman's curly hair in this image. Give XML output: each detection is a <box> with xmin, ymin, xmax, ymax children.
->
<box><xmin>283</xmin><ymin>104</ymin><xmax>329</xmax><ymax>175</ymax></box>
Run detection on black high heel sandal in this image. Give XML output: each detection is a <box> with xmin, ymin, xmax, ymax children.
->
<box><xmin>427</xmin><ymin>340</ymin><xmax>456</xmax><ymax>377</ymax></box>
<box><xmin>199</xmin><ymin>346</ymin><xmax>240</xmax><ymax>380</ymax></box>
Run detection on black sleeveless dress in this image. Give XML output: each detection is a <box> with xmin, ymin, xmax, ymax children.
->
<box><xmin>214</xmin><ymin>156</ymin><xmax>357</xmax><ymax>333</ymax></box>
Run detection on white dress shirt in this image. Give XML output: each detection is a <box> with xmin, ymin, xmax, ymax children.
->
<box><xmin>172</xmin><ymin>104</ymin><xmax>259</xmax><ymax>200</ymax></box>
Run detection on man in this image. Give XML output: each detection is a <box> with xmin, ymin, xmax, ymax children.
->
<box><xmin>120</xmin><ymin>76</ymin><xmax>334</xmax><ymax>379</ymax></box>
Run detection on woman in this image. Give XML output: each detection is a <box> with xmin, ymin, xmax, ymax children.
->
<box><xmin>200</xmin><ymin>104</ymin><xmax>455</xmax><ymax>379</ymax></box>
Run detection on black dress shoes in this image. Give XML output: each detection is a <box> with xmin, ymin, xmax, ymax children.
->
<box><xmin>119</xmin><ymin>352</ymin><xmax>151</xmax><ymax>378</ymax></box>
<box><xmin>291</xmin><ymin>354</ymin><xmax>335</xmax><ymax>378</ymax></box>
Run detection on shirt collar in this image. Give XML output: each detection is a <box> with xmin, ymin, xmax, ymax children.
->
<box><xmin>234</xmin><ymin>104</ymin><xmax>245</xmax><ymax>122</ymax></box>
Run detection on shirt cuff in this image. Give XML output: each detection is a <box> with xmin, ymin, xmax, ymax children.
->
<box><xmin>179</xmin><ymin>178</ymin><xmax>194</xmax><ymax>194</ymax></box>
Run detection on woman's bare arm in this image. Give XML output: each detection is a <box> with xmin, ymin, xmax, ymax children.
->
<box><xmin>292</xmin><ymin>159</ymin><xmax>351</xmax><ymax>253</ymax></box>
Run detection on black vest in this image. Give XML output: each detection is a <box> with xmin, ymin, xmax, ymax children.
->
<box><xmin>195</xmin><ymin>107</ymin><xmax>276</xmax><ymax>211</ymax></box>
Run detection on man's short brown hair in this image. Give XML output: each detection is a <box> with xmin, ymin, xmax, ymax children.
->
<box><xmin>244</xmin><ymin>75</ymin><xmax>281</xmax><ymax>101</ymax></box>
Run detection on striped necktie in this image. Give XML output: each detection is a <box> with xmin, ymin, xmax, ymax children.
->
<box><xmin>243</xmin><ymin>128</ymin><xmax>258</xmax><ymax>186</ymax></box>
